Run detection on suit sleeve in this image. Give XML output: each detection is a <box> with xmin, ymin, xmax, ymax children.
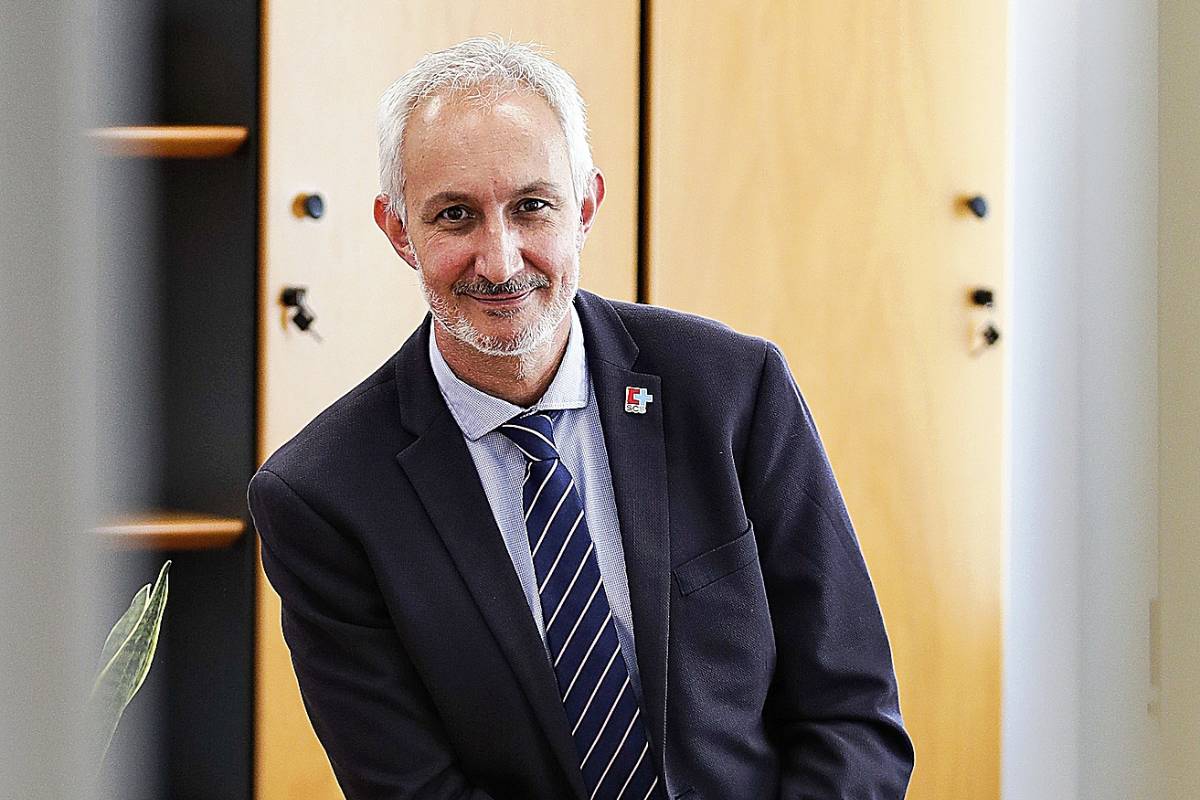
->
<box><xmin>248</xmin><ymin>468</ymin><xmax>496</xmax><ymax>800</ymax></box>
<box><xmin>741</xmin><ymin>343</ymin><xmax>915</xmax><ymax>799</ymax></box>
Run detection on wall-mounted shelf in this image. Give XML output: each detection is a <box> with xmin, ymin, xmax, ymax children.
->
<box><xmin>96</xmin><ymin>510</ymin><xmax>246</xmax><ymax>549</ymax></box>
<box><xmin>88</xmin><ymin>125</ymin><xmax>248</xmax><ymax>158</ymax></box>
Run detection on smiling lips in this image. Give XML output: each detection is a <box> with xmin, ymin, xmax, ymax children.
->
<box><xmin>466</xmin><ymin>288</ymin><xmax>535</xmax><ymax>307</ymax></box>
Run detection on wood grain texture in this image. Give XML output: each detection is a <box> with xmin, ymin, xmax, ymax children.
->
<box><xmin>645</xmin><ymin>3</ymin><xmax>1007</xmax><ymax>798</ymax></box>
<box><xmin>256</xmin><ymin>5</ymin><xmax>639</xmax><ymax>797</ymax></box>
<box><xmin>89</xmin><ymin>125</ymin><xmax>248</xmax><ymax>158</ymax></box>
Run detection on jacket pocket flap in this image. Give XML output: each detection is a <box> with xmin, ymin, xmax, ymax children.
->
<box><xmin>673</xmin><ymin>525</ymin><xmax>758</xmax><ymax>596</ymax></box>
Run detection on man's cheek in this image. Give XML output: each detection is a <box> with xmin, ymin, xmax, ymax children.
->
<box><xmin>420</xmin><ymin>247</ymin><xmax>474</xmax><ymax>282</ymax></box>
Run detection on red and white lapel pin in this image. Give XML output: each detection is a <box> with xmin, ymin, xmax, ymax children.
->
<box><xmin>624</xmin><ymin>386</ymin><xmax>654</xmax><ymax>414</ymax></box>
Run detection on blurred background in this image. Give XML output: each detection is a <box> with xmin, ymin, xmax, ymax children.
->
<box><xmin>2</xmin><ymin>1</ymin><xmax>1195</xmax><ymax>799</ymax></box>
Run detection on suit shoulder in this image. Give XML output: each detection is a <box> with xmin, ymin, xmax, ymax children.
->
<box><xmin>258</xmin><ymin>352</ymin><xmax>402</xmax><ymax>483</ymax></box>
<box><xmin>608</xmin><ymin>299</ymin><xmax>771</xmax><ymax>378</ymax></box>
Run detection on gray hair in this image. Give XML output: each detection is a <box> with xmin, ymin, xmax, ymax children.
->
<box><xmin>377</xmin><ymin>35</ymin><xmax>594</xmax><ymax>224</ymax></box>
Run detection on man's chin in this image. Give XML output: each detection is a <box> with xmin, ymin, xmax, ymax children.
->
<box><xmin>465</xmin><ymin>309</ymin><xmax>535</xmax><ymax>339</ymax></box>
<box><xmin>431</xmin><ymin>314</ymin><xmax>526</xmax><ymax>355</ymax></box>
<box><xmin>459</xmin><ymin>310</ymin><xmax>566</xmax><ymax>357</ymax></box>
<box><xmin>431</xmin><ymin>283</ymin><xmax>575</xmax><ymax>358</ymax></box>
<box><xmin>478</xmin><ymin>306</ymin><xmax>523</xmax><ymax>320</ymax></box>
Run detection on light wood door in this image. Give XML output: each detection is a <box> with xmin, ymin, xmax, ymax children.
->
<box><xmin>256</xmin><ymin>5</ymin><xmax>639</xmax><ymax>797</ymax></box>
<box><xmin>645</xmin><ymin>3</ymin><xmax>1007</xmax><ymax>799</ymax></box>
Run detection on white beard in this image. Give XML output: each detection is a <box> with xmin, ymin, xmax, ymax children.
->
<box><xmin>417</xmin><ymin>261</ymin><xmax>579</xmax><ymax>358</ymax></box>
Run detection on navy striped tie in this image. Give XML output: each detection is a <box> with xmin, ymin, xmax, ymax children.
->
<box><xmin>498</xmin><ymin>411</ymin><xmax>662</xmax><ymax>800</ymax></box>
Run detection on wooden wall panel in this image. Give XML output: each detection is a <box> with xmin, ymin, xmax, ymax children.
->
<box><xmin>256</xmin><ymin>6</ymin><xmax>639</xmax><ymax>797</ymax></box>
<box><xmin>645</xmin><ymin>3</ymin><xmax>1007</xmax><ymax>799</ymax></box>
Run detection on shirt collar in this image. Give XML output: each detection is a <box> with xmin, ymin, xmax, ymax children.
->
<box><xmin>428</xmin><ymin>305</ymin><xmax>590</xmax><ymax>442</ymax></box>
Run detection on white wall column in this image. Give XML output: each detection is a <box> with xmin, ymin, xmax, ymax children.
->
<box><xmin>1007</xmin><ymin>2</ymin><xmax>1162</xmax><ymax>798</ymax></box>
<box><xmin>1005</xmin><ymin>3</ymin><xmax>1084</xmax><ymax>799</ymax></box>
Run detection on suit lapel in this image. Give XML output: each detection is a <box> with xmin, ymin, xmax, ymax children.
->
<box><xmin>392</xmin><ymin>319</ymin><xmax>588</xmax><ymax>799</ymax></box>
<box><xmin>576</xmin><ymin>292</ymin><xmax>672</xmax><ymax>784</ymax></box>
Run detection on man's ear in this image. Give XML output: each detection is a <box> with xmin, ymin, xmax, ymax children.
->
<box><xmin>578</xmin><ymin>169</ymin><xmax>605</xmax><ymax>237</ymax></box>
<box><xmin>373</xmin><ymin>194</ymin><xmax>419</xmax><ymax>270</ymax></box>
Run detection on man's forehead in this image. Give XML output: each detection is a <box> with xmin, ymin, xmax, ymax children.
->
<box><xmin>414</xmin><ymin>84</ymin><xmax>548</xmax><ymax>123</ymax></box>
<box><xmin>401</xmin><ymin>87</ymin><xmax>572</xmax><ymax>201</ymax></box>
<box><xmin>407</xmin><ymin>86</ymin><xmax>559</xmax><ymax>145</ymax></box>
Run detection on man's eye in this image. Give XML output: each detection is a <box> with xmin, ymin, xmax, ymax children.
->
<box><xmin>437</xmin><ymin>206</ymin><xmax>470</xmax><ymax>223</ymax></box>
<box><xmin>516</xmin><ymin>198</ymin><xmax>549</xmax><ymax>213</ymax></box>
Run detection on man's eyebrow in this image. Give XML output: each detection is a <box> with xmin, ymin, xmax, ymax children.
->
<box><xmin>514</xmin><ymin>180</ymin><xmax>566</xmax><ymax>198</ymax></box>
<box><xmin>420</xmin><ymin>191</ymin><xmax>473</xmax><ymax>218</ymax></box>
<box><xmin>419</xmin><ymin>181</ymin><xmax>568</xmax><ymax>218</ymax></box>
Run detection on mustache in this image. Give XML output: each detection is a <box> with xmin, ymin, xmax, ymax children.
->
<box><xmin>452</xmin><ymin>273</ymin><xmax>550</xmax><ymax>296</ymax></box>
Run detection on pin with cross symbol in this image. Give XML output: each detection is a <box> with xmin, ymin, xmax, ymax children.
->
<box><xmin>624</xmin><ymin>386</ymin><xmax>654</xmax><ymax>414</ymax></box>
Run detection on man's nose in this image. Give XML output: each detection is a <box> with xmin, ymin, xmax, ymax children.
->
<box><xmin>475</xmin><ymin>218</ymin><xmax>524</xmax><ymax>285</ymax></box>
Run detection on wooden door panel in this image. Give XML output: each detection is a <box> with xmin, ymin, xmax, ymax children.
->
<box><xmin>646</xmin><ymin>3</ymin><xmax>1006</xmax><ymax>798</ymax></box>
<box><xmin>257</xmin><ymin>5</ymin><xmax>639</xmax><ymax>797</ymax></box>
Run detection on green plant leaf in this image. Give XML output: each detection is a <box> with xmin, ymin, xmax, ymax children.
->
<box><xmin>97</xmin><ymin>583</ymin><xmax>150</xmax><ymax>670</ymax></box>
<box><xmin>87</xmin><ymin>559</ymin><xmax>171</xmax><ymax>774</ymax></box>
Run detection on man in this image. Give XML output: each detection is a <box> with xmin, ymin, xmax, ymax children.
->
<box><xmin>248</xmin><ymin>36</ymin><xmax>913</xmax><ymax>800</ymax></box>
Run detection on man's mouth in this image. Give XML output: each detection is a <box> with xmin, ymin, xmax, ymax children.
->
<box><xmin>466</xmin><ymin>288</ymin><xmax>535</xmax><ymax>306</ymax></box>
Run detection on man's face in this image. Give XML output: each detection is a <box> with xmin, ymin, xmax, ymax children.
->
<box><xmin>375</xmin><ymin>88</ymin><xmax>602</xmax><ymax>357</ymax></box>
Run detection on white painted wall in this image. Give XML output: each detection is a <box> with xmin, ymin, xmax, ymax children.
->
<box><xmin>1005</xmin><ymin>4</ymin><xmax>1084</xmax><ymax>798</ymax></box>
<box><xmin>1007</xmin><ymin>2</ymin><xmax>1162</xmax><ymax>799</ymax></box>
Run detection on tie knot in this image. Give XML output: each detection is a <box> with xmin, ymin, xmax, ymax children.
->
<box><xmin>497</xmin><ymin>411</ymin><xmax>561</xmax><ymax>462</ymax></box>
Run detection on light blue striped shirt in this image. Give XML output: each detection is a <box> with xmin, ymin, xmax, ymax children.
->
<box><xmin>427</xmin><ymin>308</ymin><xmax>643</xmax><ymax>702</ymax></box>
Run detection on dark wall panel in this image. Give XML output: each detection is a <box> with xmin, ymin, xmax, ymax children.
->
<box><xmin>93</xmin><ymin>0</ymin><xmax>258</xmax><ymax>797</ymax></box>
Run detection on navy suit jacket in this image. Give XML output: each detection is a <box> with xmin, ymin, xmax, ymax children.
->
<box><xmin>248</xmin><ymin>290</ymin><xmax>914</xmax><ymax>799</ymax></box>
